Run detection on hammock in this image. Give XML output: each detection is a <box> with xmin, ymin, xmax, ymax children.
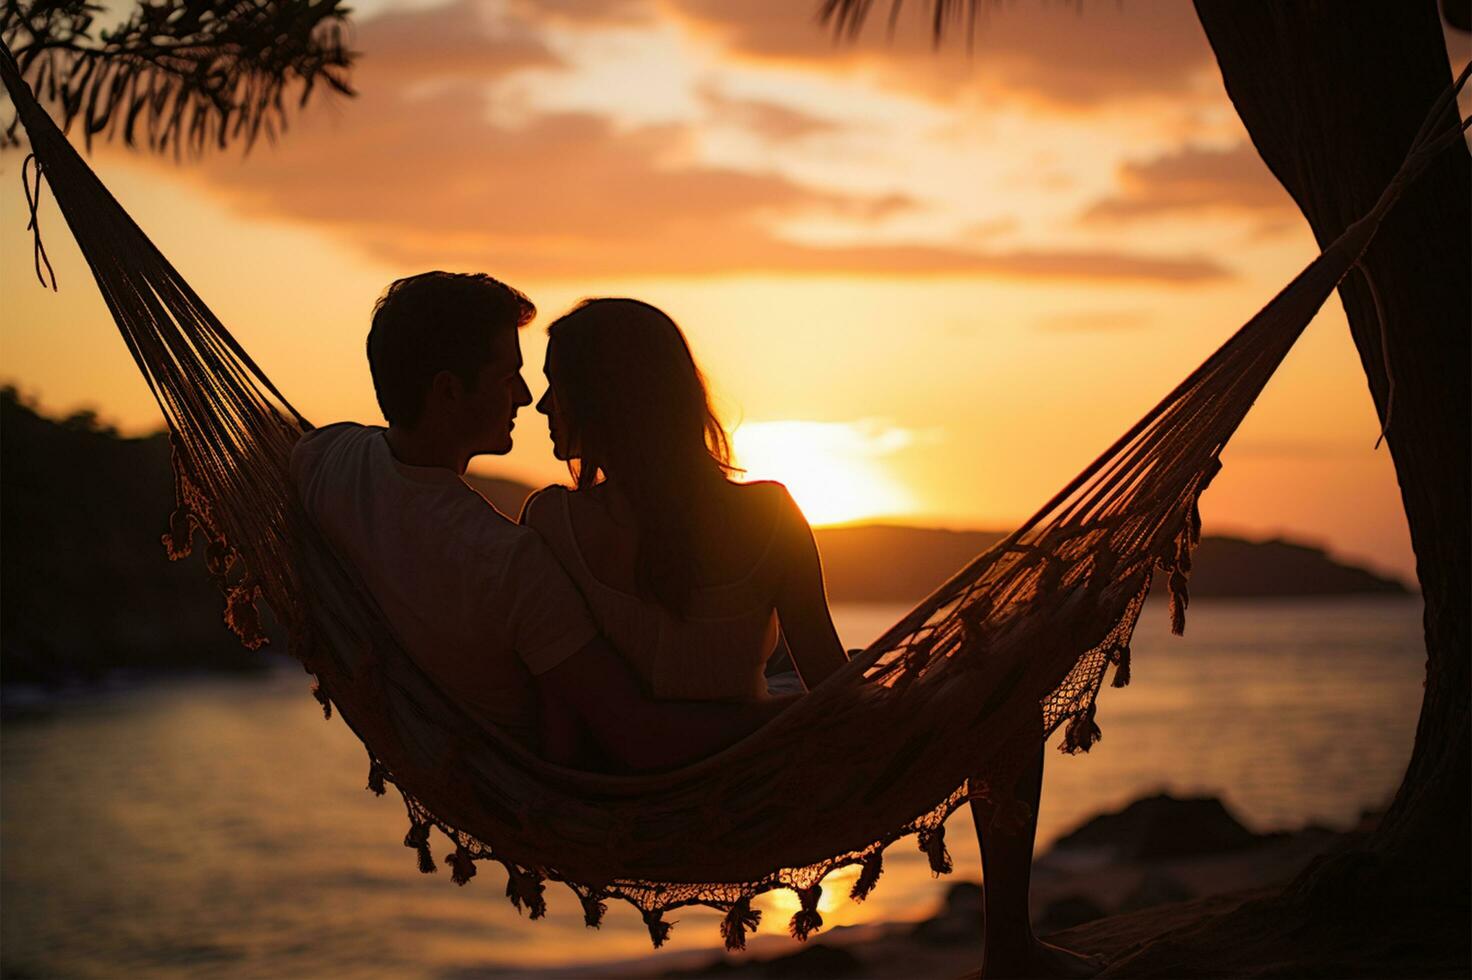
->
<box><xmin>5</xmin><ymin>41</ymin><xmax>1467</xmax><ymax>951</ymax></box>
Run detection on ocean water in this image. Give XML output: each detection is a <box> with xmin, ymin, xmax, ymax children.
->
<box><xmin>1</xmin><ymin>596</ymin><xmax>1426</xmax><ymax>978</ymax></box>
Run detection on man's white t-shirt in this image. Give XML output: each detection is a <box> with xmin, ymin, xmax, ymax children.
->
<box><xmin>290</xmin><ymin>423</ymin><xmax>597</xmax><ymax>743</ymax></box>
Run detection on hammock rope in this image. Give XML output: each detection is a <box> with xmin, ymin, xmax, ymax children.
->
<box><xmin>4</xmin><ymin>40</ymin><xmax>1467</xmax><ymax>950</ymax></box>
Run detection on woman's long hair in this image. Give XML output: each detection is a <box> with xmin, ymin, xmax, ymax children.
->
<box><xmin>546</xmin><ymin>298</ymin><xmax>734</xmax><ymax>617</ymax></box>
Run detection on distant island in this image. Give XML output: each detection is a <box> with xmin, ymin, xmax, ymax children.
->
<box><xmin>806</xmin><ymin>524</ymin><xmax>1407</xmax><ymax>604</ymax></box>
<box><xmin>0</xmin><ymin>390</ymin><xmax>1407</xmax><ymax>686</ymax></box>
<box><xmin>462</xmin><ymin>475</ymin><xmax>1407</xmax><ymax>603</ymax></box>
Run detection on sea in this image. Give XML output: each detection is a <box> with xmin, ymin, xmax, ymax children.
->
<box><xmin>1</xmin><ymin>596</ymin><xmax>1426</xmax><ymax>978</ymax></box>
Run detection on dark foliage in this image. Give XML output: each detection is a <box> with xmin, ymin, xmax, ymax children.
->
<box><xmin>819</xmin><ymin>0</ymin><xmax>1080</xmax><ymax>46</ymax></box>
<box><xmin>0</xmin><ymin>387</ymin><xmax>277</xmax><ymax>684</ymax></box>
<box><xmin>1</xmin><ymin>0</ymin><xmax>354</xmax><ymax>155</ymax></box>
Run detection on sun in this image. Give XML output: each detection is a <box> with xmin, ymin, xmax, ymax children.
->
<box><xmin>730</xmin><ymin>420</ymin><xmax>917</xmax><ymax>526</ymax></box>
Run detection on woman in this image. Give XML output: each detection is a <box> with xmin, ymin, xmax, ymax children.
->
<box><xmin>521</xmin><ymin>301</ymin><xmax>1099</xmax><ymax>977</ymax></box>
<box><xmin>521</xmin><ymin>298</ymin><xmax>848</xmax><ymax>705</ymax></box>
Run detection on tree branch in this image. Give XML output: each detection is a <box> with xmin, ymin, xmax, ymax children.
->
<box><xmin>1</xmin><ymin>0</ymin><xmax>356</xmax><ymax>156</ymax></box>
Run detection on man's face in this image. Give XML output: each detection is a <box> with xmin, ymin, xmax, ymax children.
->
<box><xmin>459</xmin><ymin>328</ymin><xmax>532</xmax><ymax>456</ymax></box>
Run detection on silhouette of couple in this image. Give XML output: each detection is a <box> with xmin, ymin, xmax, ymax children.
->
<box><xmin>292</xmin><ymin>271</ymin><xmax>1098</xmax><ymax>978</ymax></box>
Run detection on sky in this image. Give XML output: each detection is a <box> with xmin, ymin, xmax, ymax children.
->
<box><xmin>5</xmin><ymin>0</ymin><xmax>1467</xmax><ymax>580</ymax></box>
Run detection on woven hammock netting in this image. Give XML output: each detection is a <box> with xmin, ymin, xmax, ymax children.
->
<box><xmin>5</xmin><ymin>41</ymin><xmax>1468</xmax><ymax>951</ymax></box>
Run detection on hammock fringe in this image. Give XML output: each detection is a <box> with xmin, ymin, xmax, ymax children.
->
<box><xmin>366</xmin><ymin>758</ymin><xmax>387</xmax><ymax>796</ymax></box>
<box><xmin>505</xmin><ymin>864</ymin><xmax>548</xmax><ymax>919</ymax></box>
<box><xmin>446</xmin><ymin>845</ymin><xmax>477</xmax><ymax>885</ymax></box>
<box><xmin>404</xmin><ymin>821</ymin><xmax>434</xmax><ymax>874</ymax></box>
<box><xmin>642</xmin><ymin>908</ymin><xmax>673</xmax><ymax>947</ymax></box>
<box><xmin>789</xmin><ymin>885</ymin><xmax>823</xmax><ymax>941</ymax></box>
<box><xmin>720</xmin><ymin>896</ymin><xmax>761</xmax><ymax>952</ymax></box>
<box><xmin>849</xmin><ymin>850</ymin><xmax>884</xmax><ymax>902</ymax></box>
<box><xmin>919</xmin><ymin>825</ymin><xmax>953</xmax><ymax>876</ymax></box>
<box><xmin>579</xmin><ymin>889</ymin><xmax>608</xmax><ymax>929</ymax></box>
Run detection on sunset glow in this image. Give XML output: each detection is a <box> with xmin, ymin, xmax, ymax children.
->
<box><xmin>732</xmin><ymin>420</ymin><xmax>918</xmax><ymax>525</ymax></box>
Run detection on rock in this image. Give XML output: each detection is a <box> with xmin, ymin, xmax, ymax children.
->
<box><xmin>1048</xmin><ymin>793</ymin><xmax>1260</xmax><ymax>861</ymax></box>
<box><xmin>1036</xmin><ymin>894</ymin><xmax>1108</xmax><ymax>934</ymax></box>
<box><xmin>911</xmin><ymin>882</ymin><xmax>984</xmax><ymax>946</ymax></box>
<box><xmin>756</xmin><ymin>944</ymin><xmax>864</xmax><ymax>978</ymax></box>
<box><xmin>1119</xmin><ymin>871</ymin><xmax>1195</xmax><ymax>913</ymax></box>
<box><xmin>657</xmin><ymin>941</ymin><xmax>865</xmax><ymax>978</ymax></box>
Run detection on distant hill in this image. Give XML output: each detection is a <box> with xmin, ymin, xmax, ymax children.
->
<box><xmin>811</xmin><ymin>524</ymin><xmax>1408</xmax><ymax>604</ymax></box>
<box><xmin>0</xmin><ymin>392</ymin><xmax>1406</xmax><ymax>685</ymax></box>
<box><xmin>465</xmin><ymin>480</ymin><xmax>1409</xmax><ymax>603</ymax></box>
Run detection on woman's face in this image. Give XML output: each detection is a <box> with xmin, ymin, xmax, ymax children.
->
<box><xmin>536</xmin><ymin>345</ymin><xmax>579</xmax><ymax>461</ymax></box>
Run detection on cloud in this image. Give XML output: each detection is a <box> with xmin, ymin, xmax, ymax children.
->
<box><xmin>355</xmin><ymin>0</ymin><xmax>565</xmax><ymax>85</ymax></box>
<box><xmin>1082</xmin><ymin>142</ymin><xmax>1297</xmax><ymax>224</ymax></box>
<box><xmin>960</xmin><ymin>250</ymin><xmax>1222</xmax><ymax>282</ymax></box>
<box><xmin>508</xmin><ymin>0</ymin><xmax>656</xmax><ymax>27</ymax></box>
<box><xmin>735</xmin><ymin>419</ymin><xmax>923</xmax><ymax>457</ymax></box>
<box><xmin>159</xmin><ymin>1</ymin><xmax>1230</xmax><ymax>283</ymax></box>
<box><xmin>699</xmin><ymin>85</ymin><xmax>841</xmax><ymax>140</ymax></box>
<box><xmin>663</xmin><ymin>0</ymin><xmax>1218</xmax><ymax>109</ymax></box>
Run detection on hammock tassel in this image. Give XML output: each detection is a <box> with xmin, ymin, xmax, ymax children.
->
<box><xmin>642</xmin><ymin>908</ymin><xmax>673</xmax><ymax>948</ymax></box>
<box><xmin>404</xmin><ymin>821</ymin><xmax>434</xmax><ymax>874</ymax></box>
<box><xmin>224</xmin><ymin>581</ymin><xmax>267</xmax><ymax>649</ymax></box>
<box><xmin>205</xmin><ymin>535</ymin><xmax>233</xmax><ymax>578</ymax></box>
<box><xmin>162</xmin><ymin>507</ymin><xmax>196</xmax><ymax>560</ymax></box>
<box><xmin>789</xmin><ymin>885</ymin><xmax>823</xmax><ymax>941</ymax></box>
<box><xmin>366</xmin><ymin>759</ymin><xmax>387</xmax><ymax>796</ymax></box>
<box><xmin>445</xmin><ymin>845</ymin><xmax>477</xmax><ymax>886</ymax></box>
<box><xmin>310</xmin><ymin>678</ymin><xmax>332</xmax><ymax>719</ymax></box>
<box><xmin>719</xmin><ymin>896</ymin><xmax>761</xmax><ymax>952</ymax></box>
<box><xmin>1061</xmin><ymin>702</ymin><xmax>1102</xmax><ymax>754</ymax></box>
<box><xmin>505</xmin><ymin>866</ymin><xmax>546</xmax><ymax>919</ymax></box>
<box><xmin>849</xmin><ymin>851</ymin><xmax>884</xmax><ymax>902</ymax></box>
<box><xmin>578</xmin><ymin>890</ymin><xmax>607</xmax><ymax>929</ymax></box>
<box><xmin>1111</xmin><ymin>644</ymin><xmax>1132</xmax><ymax>688</ymax></box>
<box><xmin>1167</xmin><ymin>567</ymin><xmax>1190</xmax><ymax>636</ymax></box>
<box><xmin>918</xmin><ymin>826</ymin><xmax>953</xmax><ymax>876</ymax></box>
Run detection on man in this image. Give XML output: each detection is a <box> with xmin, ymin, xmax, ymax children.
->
<box><xmin>291</xmin><ymin>271</ymin><xmax>780</xmax><ymax>771</ymax></box>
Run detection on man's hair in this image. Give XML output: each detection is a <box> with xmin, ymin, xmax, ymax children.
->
<box><xmin>366</xmin><ymin>272</ymin><xmax>535</xmax><ymax>427</ymax></box>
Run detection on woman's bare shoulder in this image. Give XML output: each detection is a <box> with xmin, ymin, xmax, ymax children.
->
<box><xmin>730</xmin><ymin>478</ymin><xmax>794</xmax><ymax>505</ymax></box>
<box><xmin>728</xmin><ymin>480</ymin><xmax>805</xmax><ymax>532</ymax></box>
<box><xmin>519</xmin><ymin>483</ymin><xmax>571</xmax><ymax>527</ymax></box>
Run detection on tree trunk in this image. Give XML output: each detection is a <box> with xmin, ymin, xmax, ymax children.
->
<box><xmin>1096</xmin><ymin>4</ymin><xmax>1469</xmax><ymax>974</ymax></box>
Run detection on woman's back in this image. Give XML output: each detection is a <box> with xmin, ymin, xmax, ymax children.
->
<box><xmin>529</xmin><ymin>296</ymin><xmax>848</xmax><ymax>699</ymax></box>
<box><xmin>525</xmin><ymin>481</ymin><xmax>792</xmax><ymax>701</ymax></box>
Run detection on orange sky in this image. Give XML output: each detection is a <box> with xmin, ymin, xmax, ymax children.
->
<box><xmin>5</xmin><ymin>0</ymin><xmax>1464</xmax><ymax>581</ymax></box>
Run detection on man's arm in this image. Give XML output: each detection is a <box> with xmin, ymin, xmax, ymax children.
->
<box><xmin>536</xmin><ymin>635</ymin><xmax>794</xmax><ymax>773</ymax></box>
